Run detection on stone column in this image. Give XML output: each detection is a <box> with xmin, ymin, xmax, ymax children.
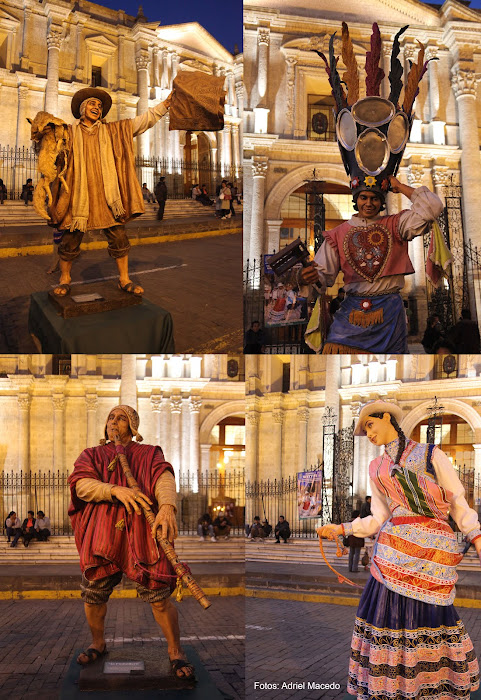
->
<box><xmin>20</xmin><ymin>9</ymin><xmax>31</xmax><ymax>71</ymax></box>
<box><xmin>52</xmin><ymin>394</ymin><xmax>65</xmax><ymax>472</ymax></box>
<box><xmin>406</xmin><ymin>165</ymin><xmax>428</xmax><ymax>320</ymax></box>
<box><xmin>426</xmin><ymin>46</ymin><xmax>445</xmax><ymax>144</ymax></box>
<box><xmin>285</xmin><ymin>56</ymin><xmax>297</xmax><ymax>136</ymax></box>
<box><xmin>171</xmin><ymin>51</ymin><xmax>179</xmax><ymax>81</ymax></box>
<box><xmin>381</xmin><ymin>43</ymin><xmax>392</xmax><ymax>99</ymax></box>
<box><xmin>297</xmin><ymin>405</ymin><xmax>309</xmax><ymax>471</ymax></box>
<box><xmin>452</xmin><ymin>67</ymin><xmax>481</xmax><ymax>248</ymax></box>
<box><xmin>223</xmin><ymin>124</ymin><xmax>232</xmax><ymax>171</ymax></box>
<box><xmin>432</xmin><ymin>166</ymin><xmax>449</xmax><ymax>203</ymax></box>
<box><xmin>85</xmin><ymin>394</ymin><xmax>98</xmax><ymax>447</ymax></box>
<box><xmin>245</xmin><ymin>410</ymin><xmax>259</xmax><ymax>484</ymax></box>
<box><xmin>189</xmin><ymin>396</ymin><xmax>202</xmax><ymax>492</ymax></box>
<box><xmin>181</xmin><ymin>396</ymin><xmax>190</xmax><ymax>481</ymax></box>
<box><xmin>170</xmin><ymin>395</ymin><xmax>182</xmax><ymax>483</ymax></box>
<box><xmin>250</xmin><ymin>156</ymin><xmax>268</xmax><ymax>269</ymax></box>
<box><xmin>200</xmin><ymin>444</ymin><xmax>211</xmax><ymax>474</ymax></box>
<box><xmin>216</xmin><ymin>130</ymin><xmax>224</xmax><ymax>174</ymax></box>
<box><xmin>257</xmin><ymin>28</ymin><xmax>270</xmax><ymax>102</ymax></box>
<box><xmin>17</xmin><ymin>394</ymin><xmax>30</xmax><ymax>473</ymax></box>
<box><xmin>159</xmin><ymin>393</ymin><xmax>171</xmax><ymax>455</ymax></box>
<box><xmin>272</xmin><ymin>410</ymin><xmax>284</xmax><ymax>479</ymax></box>
<box><xmin>473</xmin><ymin>443</ymin><xmax>481</xmax><ymax>481</ymax></box>
<box><xmin>231</xmin><ymin>124</ymin><xmax>240</xmax><ymax>177</ymax></box>
<box><xmin>136</xmin><ymin>52</ymin><xmax>150</xmax><ymax>158</ymax></box>
<box><xmin>16</xmin><ymin>86</ymin><xmax>29</xmax><ymax>149</ymax></box>
<box><xmin>161</xmin><ymin>48</ymin><xmax>169</xmax><ymax>88</ymax></box>
<box><xmin>324</xmin><ymin>356</ymin><xmax>340</xmax><ymax>428</ymax></box>
<box><xmin>266</xmin><ymin>220</ymin><xmax>283</xmax><ymax>253</ymax></box>
<box><xmin>117</xmin><ymin>33</ymin><xmax>126</xmax><ymax>90</ymax></box>
<box><xmin>120</xmin><ymin>355</ymin><xmax>137</xmax><ymax>409</ymax></box>
<box><xmin>152</xmin><ymin>48</ymin><xmax>160</xmax><ymax>88</ymax></box>
<box><xmin>151</xmin><ymin>395</ymin><xmax>162</xmax><ymax>445</ymax></box>
<box><xmin>45</xmin><ymin>28</ymin><xmax>62</xmax><ymax>114</ymax></box>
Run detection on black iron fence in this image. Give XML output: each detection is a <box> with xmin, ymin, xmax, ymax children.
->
<box><xmin>0</xmin><ymin>469</ymin><xmax>245</xmax><ymax>537</ymax></box>
<box><xmin>0</xmin><ymin>145</ymin><xmax>242</xmax><ymax>201</ymax></box>
<box><xmin>246</xmin><ymin>463</ymin><xmax>481</xmax><ymax>540</ymax></box>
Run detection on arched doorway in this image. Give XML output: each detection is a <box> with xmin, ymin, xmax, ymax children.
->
<box><xmin>183</xmin><ymin>131</ymin><xmax>214</xmax><ymax>196</ymax></box>
<box><xmin>204</xmin><ymin>416</ymin><xmax>245</xmax><ymax>527</ymax></box>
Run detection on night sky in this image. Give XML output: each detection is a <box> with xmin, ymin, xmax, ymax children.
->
<box><xmin>96</xmin><ymin>0</ymin><xmax>242</xmax><ymax>55</ymax></box>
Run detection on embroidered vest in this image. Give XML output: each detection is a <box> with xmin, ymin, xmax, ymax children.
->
<box><xmin>323</xmin><ymin>214</ymin><xmax>415</xmax><ymax>285</ymax></box>
<box><xmin>369</xmin><ymin>441</ymin><xmax>463</xmax><ymax>606</ymax></box>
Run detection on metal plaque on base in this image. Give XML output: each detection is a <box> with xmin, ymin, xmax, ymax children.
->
<box><xmin>48</xmin><ymin>281</ymin><xmax>142</xmax><ymax>319</ymax></box>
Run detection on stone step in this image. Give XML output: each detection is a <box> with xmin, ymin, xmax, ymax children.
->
<box><xmin>0</xmin><ymin>200</ymin><xmax>242</xmax><ymax>226</ymax></box>
<box><xmin>245</xmin><ymin>538</ymin><xmax>480</xmax><ymax>570</ymax></box>
<box><xmin>0</xmin><ymin>536</ymin><xmax>245</xmax><ymax>564</ymax></box>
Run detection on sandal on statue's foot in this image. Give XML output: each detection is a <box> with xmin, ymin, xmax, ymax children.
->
<box><xmin>170</xmin><ymin>658</ymin><xmax>196</xmax><ymax>681</ymax></box>
<box><xmin>77</xmin><ymin>646</ymin><xmax>107</xmax><ymax>666</ymax></box>
<box><xmin>118</xmin><ymin>281</ymin><xmax>143</xmax><ymax>297</ymax></box>
<box><xmin>53</xmin><ymin>283</ymin><xmax>71</xmax><ymax>297</ymax></box>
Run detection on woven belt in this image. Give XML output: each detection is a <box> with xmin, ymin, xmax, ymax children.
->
<box><xmin>346</xmin><ymin>289</ymin><xmax>400</xmax><ymax>298</ymax></box>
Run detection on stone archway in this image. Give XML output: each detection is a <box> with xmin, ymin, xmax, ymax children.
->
<box><xmin>199</xmin><ymin>400</ymin><xmax>246</xmax><ymax>444</ymax></box>
<box><xmin>263</xmin><ymin>163</ymin><xmax>350</xmax><ymax>252</ymax></box>
<box><xmin>401</xmin><ymin>398</ymin><xmax>481</xmax><ymax>478</ymax></box>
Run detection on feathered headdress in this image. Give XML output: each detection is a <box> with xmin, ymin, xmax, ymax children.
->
<box><xmin>314</xmin><ymin>22</ymin><xmax>435</xmax><ymax>198</ymax></box>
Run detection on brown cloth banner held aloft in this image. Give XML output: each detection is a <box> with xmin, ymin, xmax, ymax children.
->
<box><xmin>169</xmin><ymin>71</ymin><xmax>226</xmax><ymax>132</ymax></box>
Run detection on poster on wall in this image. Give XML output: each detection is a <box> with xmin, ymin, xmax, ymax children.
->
<box><xmin>264</xmin><ymin>267</ymin><xmax>310</xmax><ymax>327</ymax></box>
<box><xmin>297</xmin><ymin>470</ymin><xmax>323</xmax><ymax>519</ymax></box>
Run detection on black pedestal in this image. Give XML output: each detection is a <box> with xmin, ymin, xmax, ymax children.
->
<box><xmin>28</xmin><ymin>291</ymin><xmax>175</xmax><ymax>352</ymax></box>
<box><xmin>60</xmin><ymin>645</ymin><xmax>226</xmax><ymax>699</ymax></box>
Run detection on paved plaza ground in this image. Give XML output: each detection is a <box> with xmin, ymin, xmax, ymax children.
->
<box><xmin>0</xmin><ymin>231</ymin><xmax>242</xmax><ymax>353</ymax></box>
<box><xmin>245</xmin><ymin>597</ymin><xmax>481</xmax><ymax>700</ymax></box>
<box><xmin>0</xmin><ymin>596</ymin><xmax>244</xmax><ymax>699</ymax></box>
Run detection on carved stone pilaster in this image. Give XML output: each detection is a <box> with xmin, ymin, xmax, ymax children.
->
<box><xmin>135</xmin><ymin>52</ymin><xmax>150</xmax><ymax>71</ymax></box>
<box><xmin>407</xmin><ymin>164</ymin><xmax>425</xmax><ymax>187</ymax></box>
<box><xmin>252</xmin><ymin>156</ymin><xmax>268</xmax><ymax>178</ymax></box>
<box><xmin>257</xmin><ymin>28</ymin><xmax>270</xmax><ymax>46</ymax></box>
<box><xmin>452</xmin><ymin>67</ymin><xmax>477</xmax><ymax>98</ymax></box>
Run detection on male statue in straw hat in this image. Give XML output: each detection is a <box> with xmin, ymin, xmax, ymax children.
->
<box><xmin>68</xmin><ymin>405</ymin><xmax>195</xmax><ymax>680</ymax></box>
<box><xmin>41</xmin><ymin>87</ymin><xmax>173</xmax><ymax>298</ymax></box>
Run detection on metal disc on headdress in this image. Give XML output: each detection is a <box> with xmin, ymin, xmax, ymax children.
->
<box><xmin>351</xmin><ymin>97</ymin><xmax>395</xmax><ymax>127</ymax></box>
<box><xmin>355</xmin><ymin>128</ymin><xmax>390</xmax><ymax>176</ymax></box>
<box><xmin>336</xmin><ymin>109</ymin><xmax>357</xmax><ymax>151</ymax></box>
<box><xmin>387</xmin><ymin>112</ymin><xmax>410</xmax><ymax>154</ymax></box>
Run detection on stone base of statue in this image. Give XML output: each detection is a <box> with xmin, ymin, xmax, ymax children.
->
<box><xmin>28</xmin><ymin>289</ymin><xmax>175</xmax><ymax>352</ymax></box>
<box><xmin>60</xmin><ymin>645</ymin><xmax>223</xmax><ymax>699</ymax></box>
<box><xmin>48</xmin><ymin>281</ymin><xmax>142</xmax><ymax>319</ymax></box>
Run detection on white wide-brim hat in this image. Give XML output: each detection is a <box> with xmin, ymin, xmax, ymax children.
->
<box><xmin>354</xmin><ymin>400</ymin><xmax>403</xmax><ymax>436</ymax></box>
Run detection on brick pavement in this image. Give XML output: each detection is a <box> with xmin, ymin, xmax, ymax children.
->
<box><xmin>0</xmin><ymin>232</ymin><xmax>242</xmax><ymax>353</ymax></box>
<box><xmin>245</xmin><ymin>598</ymin><xmax>481</xmax><ymax>700</ymax></box>
<box><xmin>0</xmin><ymin>596</ymin><xmax>244</xmax><ymax>699</ymax></box>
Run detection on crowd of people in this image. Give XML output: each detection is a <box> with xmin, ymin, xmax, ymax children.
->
<box><xmin>5</xmin><ymin>510</ymin><xmax>51</xmax><ymax>547</ymax></box>
<box><xmin>421</xmin><ymin>309</ymin><xmax>481</xmax><ymax>354</ymax></box>
<box><xmin>246</xmin><ymin>515</ymin><xmax>291</xmax><ymax>543</ymax></box>
<box><xmin>197</xmin><ymin>512</ymin><xmax>231</xmax><ymax>541</ymax></box>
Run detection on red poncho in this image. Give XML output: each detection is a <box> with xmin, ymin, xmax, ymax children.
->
<box><xmin>68</xmin><ymin>441</ymin><xmax>176</xmax><ymax>591</ymax></box>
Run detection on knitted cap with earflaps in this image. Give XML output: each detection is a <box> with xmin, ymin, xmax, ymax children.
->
<box><xmin>100</xmin><ymin>405</ymin><xmax>143</xmax><ymax>444</ymax></box>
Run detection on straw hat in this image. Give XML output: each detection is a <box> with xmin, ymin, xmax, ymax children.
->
<box><xmin>71</xmin><ymin>87</ymin><xmax>112</xmax><ymax>119</ymax></box>
<box><xmin>354</xmin><ymin>400</ymin><xmax>403</xmax><ymax>436</ymax></box>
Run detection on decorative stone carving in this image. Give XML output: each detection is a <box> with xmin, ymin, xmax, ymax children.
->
<box><xmin>297</xmin><ymin>407</ymin><xmax>309</xmax><ymax>422</ymax></box>
<box><xmin>52</xmin><ymin>395</ymin><xmax>65</xmax><ymax>411</ymax></box>
<box><xmin>452</xmin><ymin>67</ymin><xmax>476</xmax><ymax>98</ymax></box>
<box><xmin>252</xmin><ymin>156</ymin><xmax>268</xmax><ymax>178</ymax></box>
<box><xmin>190</xmin><ymin>396</ymin><xmax>202</xmax><ymax>413</ymax></box>
<box><xmin>432</xmin><ymin>166</ymin><xmax>450</xmax><ymax>188</ymax></box>
<box><xmin>135</xmin><ymin>52</ymin><xmax>150</xmax><ymax>71</ymax></box>
<box><xmin>257</xmin><ymin>28</ymin><xmax>270</xmax><ymax>46</ymax></box>
<box><xmin>407</xmin><ymin>164</ymin><xmax>425</xmax><ymax>187</ymax></box>
<box><xmin>247</xmin><ymin>411</ymin><xmax>259</xmax><ymax>426</ymax></box>
<box><xmin>273</xmin><ymin>410</ymin><xmax>284</xmax><ymax>424</ymax></box>
<box><xmin>47</xmin><ymin>29</ymin><xmax>63</xmax><ymax>51</ymax></box>
<box><xmin>170</xmin><ymin>395</ymin><xmax>182</xmax><ymax>413</ymax></box>
<box><xmin>85</xmin><ymin>394</ymin><xmax>98</xmax><ymax>411</ymax></box>
<box><xmin>150</xmin><ymin>395</ymin><xmax>162</xmax><ymax>412</ymax></box>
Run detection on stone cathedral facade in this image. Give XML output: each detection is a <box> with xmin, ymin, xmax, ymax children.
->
<box><xmin>0</xmin><ymin>0</ymin><xmax>242</xmax><ymax>180</ymax></box>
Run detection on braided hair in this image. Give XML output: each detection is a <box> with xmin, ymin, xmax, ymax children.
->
<box><xmin>368</xmin><ymin>412</ymin><xmax>406</xmax><ymax>465</ymax></box>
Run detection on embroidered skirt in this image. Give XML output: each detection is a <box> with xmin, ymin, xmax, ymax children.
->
<box><xmin>348</xmin><ymin>576</ymin><xmax>480</xmax><ymax>699</ymax></box>
<box><xmin>326</xmin><ymin>292</ymin><xmax>408</xmax><ymax>353</ymax></box>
